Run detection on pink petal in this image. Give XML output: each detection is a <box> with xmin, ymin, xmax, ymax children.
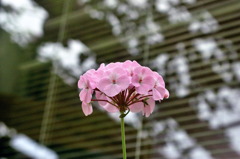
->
<box><xmin>104</xmin><ymin>84</ymin><xmax>122</xmax><ymax>97</ymax></box>
<box><xmin>141</xmin><ymin>67</ymin><xmax>152</xmax><ymax>76</ymax></box>
<box><xmin>103</xmin><ymin>103</ymin><xmax>119</xmax><ymax>113</ymax></box>
<box><xmin>98</xmin><ymin>63</ymin><xmax>106</xmax><ymax>70</ymax></box>
<box><xmin>152</xmin><ymin>88</ymin><xmax>162</xmax><ymax>100</ymax></box>
<box><xmin>122</xmin><ymin>60</ymin><xmax>133</xmax><ymax>67</ymax></box>
<box><xmin>82</xmin><ymin>102</ymin><xmax>93</xmax><ymax>116</ymax></box>
<box><xmin>134</xmin><ymin>76</ymin><xmax>154</xmax><ymax>95</ymax></box>
<box><xmin>131</xmin><ymin>75</ymin><xmax>141</xmax><ymax>87</ymax></box>
<box><xmin>123</xmin><ymin>60</ymin><xmax>141</xmax><ymax>76</ymax></box>
<box><xmin>156</xmin><ymin>86</ymin><xmax>166</xmax><ymax>96</ymax></box>
<box><xmin>136</xmin><ymin>84</ymin><xmax>151</xmax><ymax>95</ymax></box>
<box><xmin>142</xmin><ymin>105</ymin><xmax>151</xmax><ymax>117</ymax></box>
<box><xmin>116</xmin><ymin>75</ymin><xmax>130</xmax><ymax>90</ymax></box>
<box><xmin>132</xmin><ymin>60</ymin><xmax>141</xmax><ymax>67</ymax></box>
<box><xmin>133</xmin><ymin>66</ymin><xmax>142</xmax><ymax>76</ymax></box>
<box><xmin>95</xmin><ymin>91</ymin><xmax>108</xmax><ymax>106</ymax></box>
<box><xmin>96</xmin><ymin>67</ymin><xmax>106</xmax><ymax>79</ymax></box>
<box><xmin>142</xmin><ymin>98</ymin><xmax>155</xmax><ymax>117</ymax></box>
<box><xmin>113</xmin><ymin>67</ymin><xmax>126</xmax><ymax>76</ymax></box>
<box><xmin>129</xmin><ymin>102</ymin><xmax>144</xmax><ymax>113</ymax></box>
<box><xmin>147</xmin><ymin>98</ymin><xmax>155</xmax><ymax>113</ymax></box>
<box><xmin>153</xmin><ymin>86</ymin><xmax>166</xmax><ymax>100</ymax></box>
<box><xmin>78</xmin><ymin>76</ymin><xmax>86</xmax><ymax>89</ymax></box>
<box><xmin>78</xmin><ymin>75</ymin><xmax>95</xmax><ymax>89</ymax></box>
<box><xmin>164</xmin><ymin>89</ymin><xmax>170</xmax><ymax>98</ymax></box>
<box><xmin>79</xmin><ymin>89</ymin><xmax>92</xmax><ymax>103</ymax></box>
<box><xmin>142</xmin><ymin>76</ymin><xmax>154</xmax><ymax>88</ymax></box>
<box><xmin>153</xmin><ymin>72</ymin><xmax>165</xmax><ymax>87</ymax></box>
<box><xmin>106</xmin><ymin>62</ymin><xmax>122</xmax><ymax>70</ymax></box>
<box><xmin>97</xmin><ymin>78</ymin><xmax>112</xmax><ymax>92</ymax></box>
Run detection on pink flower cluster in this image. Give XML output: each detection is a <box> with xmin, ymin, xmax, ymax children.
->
<box><xmin>78</xmin><ymin>60</ymin><xmax>169</xmax><ymax>117</ymax></box>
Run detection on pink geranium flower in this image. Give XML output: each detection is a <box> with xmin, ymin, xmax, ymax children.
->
<box><xmin>97</xmin><ymin>67</ymin><xmax>130</xmax><ymax>97</ymax></box>
<box><xmin>151</xmin><ymin>72</ymin><xmax>166</xmax><ymax>100</ymax></box>
<box><xmin>132</xmin><ymin>66</ymin><xmax>155</xmax><ymax>95</ymax></box>
<box><xmin>78</xmin><ymin>76</ymin><xmax>93</xmax><ymax>103</ymax></box>
<box><xmin>78</xmin><ymin>60</ymin><xmax>169</xmax><ymax>117</ymax></box>
<box><xmin>122</xmin><ymin>60</ymin><xmax>140</xmax><ymax>77</ymax></box>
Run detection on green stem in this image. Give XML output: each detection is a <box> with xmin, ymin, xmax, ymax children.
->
<box><xmin>120</xmin><ymin>113</ymin><xmax>127</xmax><ymax>159</ymax></box>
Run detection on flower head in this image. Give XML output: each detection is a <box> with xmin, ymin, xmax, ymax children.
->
<box><xmin>78</xmin><ymin>60</ymin><xmax>169</xmax><ymax>117</ymax></box>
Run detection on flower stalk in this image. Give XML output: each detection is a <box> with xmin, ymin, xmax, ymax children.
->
<box><xmin>120</xmin><ymin>112</ymin><xmax>127</xmax><ymax>159</ymax></box>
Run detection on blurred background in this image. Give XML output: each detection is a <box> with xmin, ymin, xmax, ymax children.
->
<box><xmin>1</xmin><ymin>0</ymin><xmax>240</xmax><ymax>158</ymax></box>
